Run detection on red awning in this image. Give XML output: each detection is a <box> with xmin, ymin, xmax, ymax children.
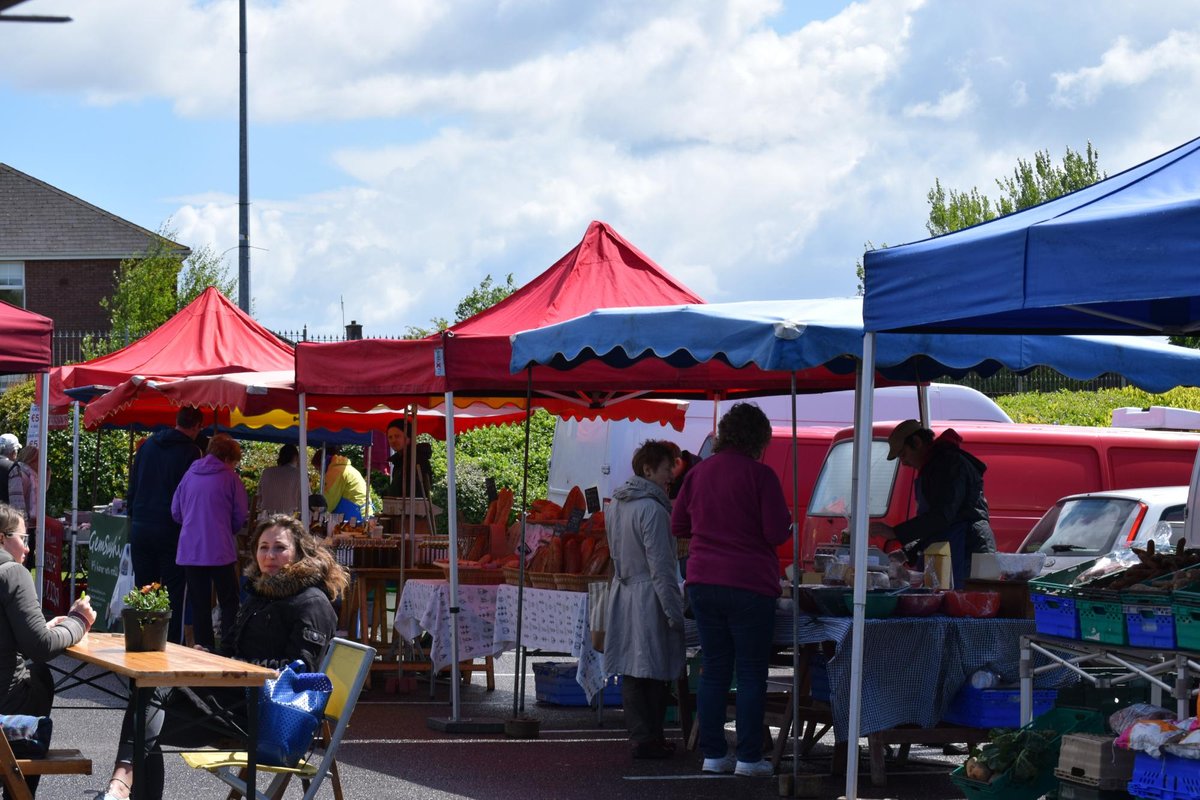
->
<box><xmin>0</xmin><ymin>301</ymin><xmax>52</xmax><ymax>375</ymax></box>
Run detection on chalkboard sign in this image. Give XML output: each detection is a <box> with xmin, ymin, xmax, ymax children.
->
<box><xmin>86</xmin><ymin>512</ymin><xmax>130</xmax><ymax>632</ymax></box>
<box><xmin>584</xmin><ymin>487</ymin><xmax>601</xmax><ymax>514</ymax></box>
<box><xmin>565</xmin><ymin>507</ymin><xmax>585</xmax><ymax>533</ymax></box>
<box><xmin>485</xmin><ymin>477</ymin><xmax>497</xmax><ymax>504</ymax></box>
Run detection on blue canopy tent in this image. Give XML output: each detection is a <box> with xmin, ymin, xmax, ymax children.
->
<box><xmin>511</xmin><ymin>295</ymin><xmax>1200</xmax><ymax>797</ymax></box>
<box><xmin>857</xmin><ymin>134</ymin><xmax>1200</xmax><ymax>800</ymax></box>
<box><xmin>862</xmin><ymin>134</ymin><xmax>1200</xmax><ymax>335</ymax></box>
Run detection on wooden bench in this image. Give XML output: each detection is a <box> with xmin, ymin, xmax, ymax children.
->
<box><xmin>0</xmin><ymin>729</ymin><xmax>92</xmax><ymax>800</ymax></box>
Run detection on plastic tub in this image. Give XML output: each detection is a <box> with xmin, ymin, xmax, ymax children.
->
<box><xmin>943</xmin><ymin>590</ymin><xmax>1001</xmax><ymax>618</ymax></box>
<box><xmin>842</xmin><ymin>591</ymin><xmax>898</xmax><ymax>618</ymax></box>
<box><xmin>895</xmin><ymin>590</ymin><xmax>943</xmax><ymax>617</ymax></box>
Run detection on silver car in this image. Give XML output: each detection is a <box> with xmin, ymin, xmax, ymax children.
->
<box><xmin>1019</xmin><ymin>486</ymin><xmax>1189</xmax><ymax>574</ymax></box>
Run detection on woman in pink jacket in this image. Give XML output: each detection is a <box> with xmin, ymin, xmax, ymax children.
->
<box><xmin>171</xmin><ymin>434</ymin><xmax>249</xmax><ymax>650</ymax></box>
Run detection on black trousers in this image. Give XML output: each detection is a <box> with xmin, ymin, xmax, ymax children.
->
<box><xmin>130</xmin><ymin>529</ymin><xmax>186</xmax><ymax>644</ymax></box>
<box><xmin>620</xmin><ymin>676</ymin><xmax>671</xmax><ymax>745</ymax></box>
<box><xmin>183</xmin><ymin>563</ymin><xmax>240</xmax><ymax>651</ymax></box>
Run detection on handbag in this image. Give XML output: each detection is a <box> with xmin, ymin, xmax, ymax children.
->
<box><xmin>257</xmin><ymin>661</ymin><xmax>333</xmax><ymax>767</ymax></box>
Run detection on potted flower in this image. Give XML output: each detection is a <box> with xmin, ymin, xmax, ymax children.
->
<box><xmin>121</xmin><ymin>583</ymin><xmax>172</xmax><ymax>652</ymax></box>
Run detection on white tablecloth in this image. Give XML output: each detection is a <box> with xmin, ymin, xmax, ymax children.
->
<box><xmin>394</xmin><ymin>580</ymin><xmax>502</xmax><ymax>672</ymax></box>
<box><xmin>492</xmin><ymin>583</ymin><xmax>607</xmax><ymax>702</ymax></box>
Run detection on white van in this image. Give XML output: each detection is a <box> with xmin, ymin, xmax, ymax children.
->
<box><xmin>545</xmin><ymin>383</ymin><xmax>1012</xmax><ymax>505</ymax></box>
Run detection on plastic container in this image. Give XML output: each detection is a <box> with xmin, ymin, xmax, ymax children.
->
<box><xmin>949</xmin><ymin>707</ymin><xmax>1107</xmax><ymax>800</ymax></box>
<box><xmin>943</xmin><ymin>590</ymin><xmax>1001</xmax><ymax>618</ymax></box>
<box><xmin>1053</xmin><ymin>733</ymin><xmax>1136</xmax><ymax>790</ymax></box>
<box><xmin>942</xmin><ymin>685</ymin><xmax>1057</xmax><ymax>728</ymax></box>
<box><xmin>1173</xmin><ymin>600</ymin><xmax>1200</xmax><ymax>652</ymax></box>
<box><xmin>532</xmin><ymin>661</ymin><xmax>621</xmax><ymax>707</ymax></box>
<box><xmin>1077</xmin><ymin>598</ymin><xmax>1127</xmax><ymax>646</ymax></box>
<box><xmin>841</xmin><ymin>591</ymin><xmax>898</xmax><ymax>618</ymax></box>
<box><xmin>895</xmin><ymin>590</ymin><xmax>944</xmax><ymax>617</ymax></box>
<box><xmin>808</xmin><ymin>587</ymin><xmax>852</xmax><ymax>617</ymax></box>
<box><xmin>1124</xmin><ymin>604</ymin><xmax>1176</xmax><ymax>649</ymax></box>
<box><xmin>1055</xmin><ymin>674</ymin><xmax>1151</xmax><ymax>713</ymax></box>
<box><xmin>1127</xmin><ymin>751</ymin><xmax>1200</xmax><ymax>800</ymax></box>
<box><xmin>1032</xmin><ymin>592</ymin><xmax>1080</xmax><ymax>638</ymax></box>
<box><xmin>1055</xmin><ymin>780</ymin><xmax>1134</xmax><ymax>800</ymax></box>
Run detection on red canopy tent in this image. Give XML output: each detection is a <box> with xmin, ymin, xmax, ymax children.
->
<box><xmin>0</xmin><ymin>300</ymin><xmax>52</xmax><ymax>374</ymax></box>
<box><xmin>50</xmin><ymin>287</ymin><xmax>295</xmax><ymax>420</ymax></box>
<box><xmin>295</xmin><ymin>220</ymin><xmax>805</xmax><ymax>402</ymax></box>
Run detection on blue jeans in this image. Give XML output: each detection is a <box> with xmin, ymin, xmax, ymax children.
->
<box><xmin>687</xmin><ymin>583</ymin><xmax>776</xmax><ymax>763</ymax></box>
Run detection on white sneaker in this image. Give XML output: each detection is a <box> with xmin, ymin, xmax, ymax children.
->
<box><xmin>701</xmin><ymin>754</ymin><xmax>736</xmax><ymax>774</ymax></box>
<box><xmin>735</xmin><ymin>759</ymin><xmax>774</xmax><ymax>777</ymax></box>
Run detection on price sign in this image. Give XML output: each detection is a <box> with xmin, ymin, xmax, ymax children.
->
<box><xmin>584</xmin><ymin>487</ymin><xmax>601</xmax><ymax>514</ymax></box>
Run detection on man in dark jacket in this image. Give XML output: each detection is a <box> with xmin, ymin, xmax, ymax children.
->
<box><xmin>870</xmin><ymin>419</ymin><xmax>996</xmax><ymax>588</ymax></box>
<box><xmin>385</xmin><ymin>418</ymin><xmax>431</xmax><ymax>497</ymax></box>
<box><xmin>127</xmin><ymin>406</ymin><xmax>203</xmax><ymax>643</ymax></box>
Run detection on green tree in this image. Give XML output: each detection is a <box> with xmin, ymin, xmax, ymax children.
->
<box><xmin>83</xmin><ymin>223</ymin><xmax>236</xmax><ymax>358</ymax></box>
<box><xmin>925</xmin><ymin>143</ymin><xmax>1105</xmax><ymax>236</ymax></box>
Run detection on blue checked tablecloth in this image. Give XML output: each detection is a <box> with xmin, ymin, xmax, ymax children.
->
<box><xmin>687</xmin><ymin>611</ymin><xmax>1052</xmax><ymax>740</ymax></box>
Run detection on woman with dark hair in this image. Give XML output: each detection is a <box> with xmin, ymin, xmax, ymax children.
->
<box><xmin>96</xmin><ymin>515</ymin><xmax>348</xmax><ymax>800</ymax></box>
<box><xmin>671</xmin><ymin>403</ymin><xmax>791</xmax><ymax>778</ymax></box>
<box><xmin>256</xmin><ymin>443</ymin><xmax>301</xmax><ymax>516</ymax></box>
<box><xmin>604</xmin><ymin>440</ymin><xmax>686</xmax><ymax>759</ymax></box>
<box><xmin>0</xmin><ymin>503</ymin><xmax>95</xmax><ymax>797</ymax></box>
<box><xmin>172</xmin><ymin>433</ymin><xmax>249</xmax><ymax>651</ymax></box>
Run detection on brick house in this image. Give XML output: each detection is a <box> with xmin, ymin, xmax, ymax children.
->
<box><xmin>0</xmin><ymin>163</ymin><xmax>189</xmax><ymax>336</ymax></box>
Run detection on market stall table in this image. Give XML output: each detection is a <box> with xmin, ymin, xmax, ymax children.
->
<box><xmin>492</xmin><ymin>583</ymin><xmax>606</xmax><ymax>702</ymax></box>
<box><xmin>394</xmin><ymin>579</ymin><xmax>500</xmax><ymax>689</ymax></box>
<box><xmin>65</xmin><ymin>633</ymin><xmax>278</xmax><ymax>800</ymax></box>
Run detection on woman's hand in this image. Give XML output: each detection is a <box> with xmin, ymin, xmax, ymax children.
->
<box><xmin>193</xmin><ymin>644</ymin><xmax>210</xmax><ymax>652</ymax></box>
<box><xmin>868</xmin><ymin>521</ymin><xmax>896</xmax><ymax>541</ymax></box>
<box><xmin>69</xmin><ymin>596</ymin><xmax>97</xmax><ymax>629</ymax></box>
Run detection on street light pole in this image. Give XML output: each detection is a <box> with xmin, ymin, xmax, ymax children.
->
<box><xmin>238</xmin><ymin>0</ymin><xmax>250</xmax><ymax>312</ymax></box>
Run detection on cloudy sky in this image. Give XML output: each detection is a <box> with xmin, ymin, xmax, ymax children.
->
<box><xmin>2</xmin><ymin>0</ymin><xmax>1198</xmax><ymax>335</ymax></box>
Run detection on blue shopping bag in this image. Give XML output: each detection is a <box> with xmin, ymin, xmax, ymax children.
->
<box><xmin>257</xmin><ymin>661</ymin><xmax>333</xmax><ymax>767</ymax></box>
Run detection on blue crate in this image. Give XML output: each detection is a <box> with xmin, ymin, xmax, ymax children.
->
<box><xmin>1125</xmin><ymin>604</ymin><xmax>1176</xmax><ymax>649</ymax></box>
<box><xmin>1033</xmin><ymin>592</ymin><xmax>1080</xmax><ymax>639</ymax></box>
<box><xmin>1127</xmin><ymin>751</ymin><xmax>1200</xmax><ymax>800</ymax></box>
<box><xmin>942</xmin><ymin>685</ymin><xmax>1057</xmax><ymax>729</ymax></box>
<box><xmin>533</xmin><ymin>661</ymin><xmax>622</xmax><ymax>707</ymax></box>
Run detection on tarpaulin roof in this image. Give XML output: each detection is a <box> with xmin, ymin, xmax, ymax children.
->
<box><xmin>0</xmin><ymin>300</ymin><xmax>51</xmax><ymax>374</ymax></box>
<box><xmin>862</xmin><ymin>134</ymin><xmax>1200</xmax><ymax>335</ymax></box>
<box><xmin>51</xmin><ymin>287</ymin><xmax>294</xmax><ymax>407</ymax></box>
<box><xmin>510</xmin><ymin>297</ymin><xmax>1200</xmax><ymax>393</ymax></box>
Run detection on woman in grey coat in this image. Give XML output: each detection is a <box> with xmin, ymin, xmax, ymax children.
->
<box><xmin>604</xmin><ymin>441</ymin><xmax>686</xmax><ymax>759</ymax></box>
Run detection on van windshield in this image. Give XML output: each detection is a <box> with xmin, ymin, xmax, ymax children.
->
<box><xmin>807</xmin><ymin>439</ymin><xmax>897</xmax><ymax>517</ymax></box>
<box><xmin>1020</xmin><ymin>497</ymin><xmax>1140</xmax><ymax>556</ymax></box>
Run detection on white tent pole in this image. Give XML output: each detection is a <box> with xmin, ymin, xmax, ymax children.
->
<box><xmin>917</xmin><ymin>383</ymin><xmax>931</xmax><ymax>427</ymax></box>
<box><xmin>845</xmin><ymin>333</ymin><xmax>877</xmax><ymax>800</ymax></box>
<box><xmin>364</xmin><ymin>442</ymin><xmax>372</xmax><ymax>517</ymax></box>
<box><xmin>444</xmin><ymin>391</ymin><xmax>462</xmax><ymax>720</ymax></box>
<box><xmin>299</xmin><ymin>393</ymin><xmax>309</xmax><ymax>528</ymax></box>
<box><xmin>35</xmin><ymin>375</ymin><xmax>49</xmax><ymax>607</ymax></box>
<box><xmin>789</xmin><ymin>372</ymin><xmax>801</xmax><ymax>786</ymax></box>
<box><xmin>69</xmin><ymin>401</ymin><xmax>81</xmax><ymax>603</ymax></box>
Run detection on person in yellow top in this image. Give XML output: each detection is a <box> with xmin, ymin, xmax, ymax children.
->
<box><xmin>315</xmin><ymin>445</ymin><xmax>369</xmax><ymax>522</ymax></box>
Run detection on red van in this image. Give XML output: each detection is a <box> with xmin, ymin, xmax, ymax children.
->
<box><xmin>800</xmin><ymin>422</ymin><xmax>1200</xmax><ymax>564</ymax></box>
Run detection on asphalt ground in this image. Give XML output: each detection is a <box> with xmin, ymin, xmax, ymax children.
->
<box><xmin>37</xmin><ymin>651</ymin><xmax>970</xmax><ymax>800</ymax></box>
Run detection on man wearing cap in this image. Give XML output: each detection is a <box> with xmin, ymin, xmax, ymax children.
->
<box><xmin>869</xmin><ymin>419</ymin><xmax>996</xmax><ymax>588</ymax></box>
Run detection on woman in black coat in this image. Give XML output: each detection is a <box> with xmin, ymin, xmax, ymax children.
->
<box><xmin>96</xmin><ymin>515</ymin><xmax>349</xmax><ymax>800</ymax></box>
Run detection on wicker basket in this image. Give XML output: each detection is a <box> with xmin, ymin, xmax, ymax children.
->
<box><xmin>434</xmin><ymin>560</ymin><xmax>506</xmax><ymax>585</ymax></box>
<box><xmin>555</xmin><ymin>573</ymin><xmax>610</xmax><ymax>593</ymax></box>
<box><xmin>528</xmin><ymin>571</ymin><xmax>558</xmax><ymax>590</ymax></box>
<box><xmin>503</xmin><ymin>566</ymin><xmax>531</xmax><ymax>587</ymax></box>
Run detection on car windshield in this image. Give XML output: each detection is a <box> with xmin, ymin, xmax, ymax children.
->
<box><xmin>1021</xmin><ymin>496</ymin><xmax>1140</xmax><ymax>556</ymax></box>
<box><xmin>808</xmin><ymin>439</ymin><xmax>897</xmax><ymax>517</ymax></box>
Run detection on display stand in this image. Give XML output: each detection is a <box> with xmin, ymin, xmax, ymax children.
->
<box><xmin>1019</xmin><ymin>634</ymin><xmax>1200</xmax><ymax>724</ymax></box>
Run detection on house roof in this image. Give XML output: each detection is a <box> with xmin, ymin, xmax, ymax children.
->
<box><xmin>0</xmin><ymin>163</ymin><xmax>189</xmax><ymax>261</ymax></box>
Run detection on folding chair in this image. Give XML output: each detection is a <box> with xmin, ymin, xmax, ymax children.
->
<box><xmin>0</xmin><ymin>729</ymin><xmax>91</xmax><ymax>800</ymax></box>
<box><xmin>181</xmin><ymin>638</ymin><xmax>376</xmax><ymax>800</ymax></box>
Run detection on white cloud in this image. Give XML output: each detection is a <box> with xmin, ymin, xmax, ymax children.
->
<box><xmin>1051</xmin><ymin>30</ymin><xmax>1200</xmax><ymax>107</ymax></box>
<box><xmin>902</xmin><ymin>80</ymin><xmax>975</xmax><ymax>120</ymax></box>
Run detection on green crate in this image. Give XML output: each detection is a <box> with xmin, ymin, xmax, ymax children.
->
<box><xmin>1056</xmin><ymin>673</ymin><xmax>1151</xmax><ymax>713</ymax></box>
<box><xmin>1030</xmin><ymin>559</ymin><xmax>1104</xmax><ymax>596</ymax></box>
<box><xmin>949</xmin><ymin>707</ymin><xmax>1107</xmax><ymax>800</ymax></box>
<box><xmin>1175</xmin><ymin>600</ymin><xmax>1200</xmax><ymax>652</ymax></box>
<box><xmin>1078</xmin><ymin>598</ymin><xmax>1127</xmax><ymax>645</ymax></box>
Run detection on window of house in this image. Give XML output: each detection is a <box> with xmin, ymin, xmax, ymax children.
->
<box><xmin>0</xmin><ymin>263</ymin><xmax>24</xmax><ymax>308</ymax></box>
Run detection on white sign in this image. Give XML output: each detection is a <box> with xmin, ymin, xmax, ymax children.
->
<box><xmin>26</xmin><ymin>402</ymin><xmax>39</xmax><ymax>444</ymax></box>
<box><xmin>433</xmin><ymin>347</ymin><xmax>445</xmax><ymax>377</ymax></box>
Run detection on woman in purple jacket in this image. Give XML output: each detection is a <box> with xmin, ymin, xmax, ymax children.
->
<box><xmin>671</xmin><ymin>403</ymin><xmax>791</xmax><ymax>778</ymax></box>
<box><xmin>172</xmin><ymin>433</ymin><xmax>249</xmax><ymax>650</ymax></box>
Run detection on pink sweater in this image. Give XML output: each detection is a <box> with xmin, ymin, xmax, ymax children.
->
<box><xmin>671</xmin><ymin>450</ymin><xmax>792</xmax><ymax>597</ymax></box>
